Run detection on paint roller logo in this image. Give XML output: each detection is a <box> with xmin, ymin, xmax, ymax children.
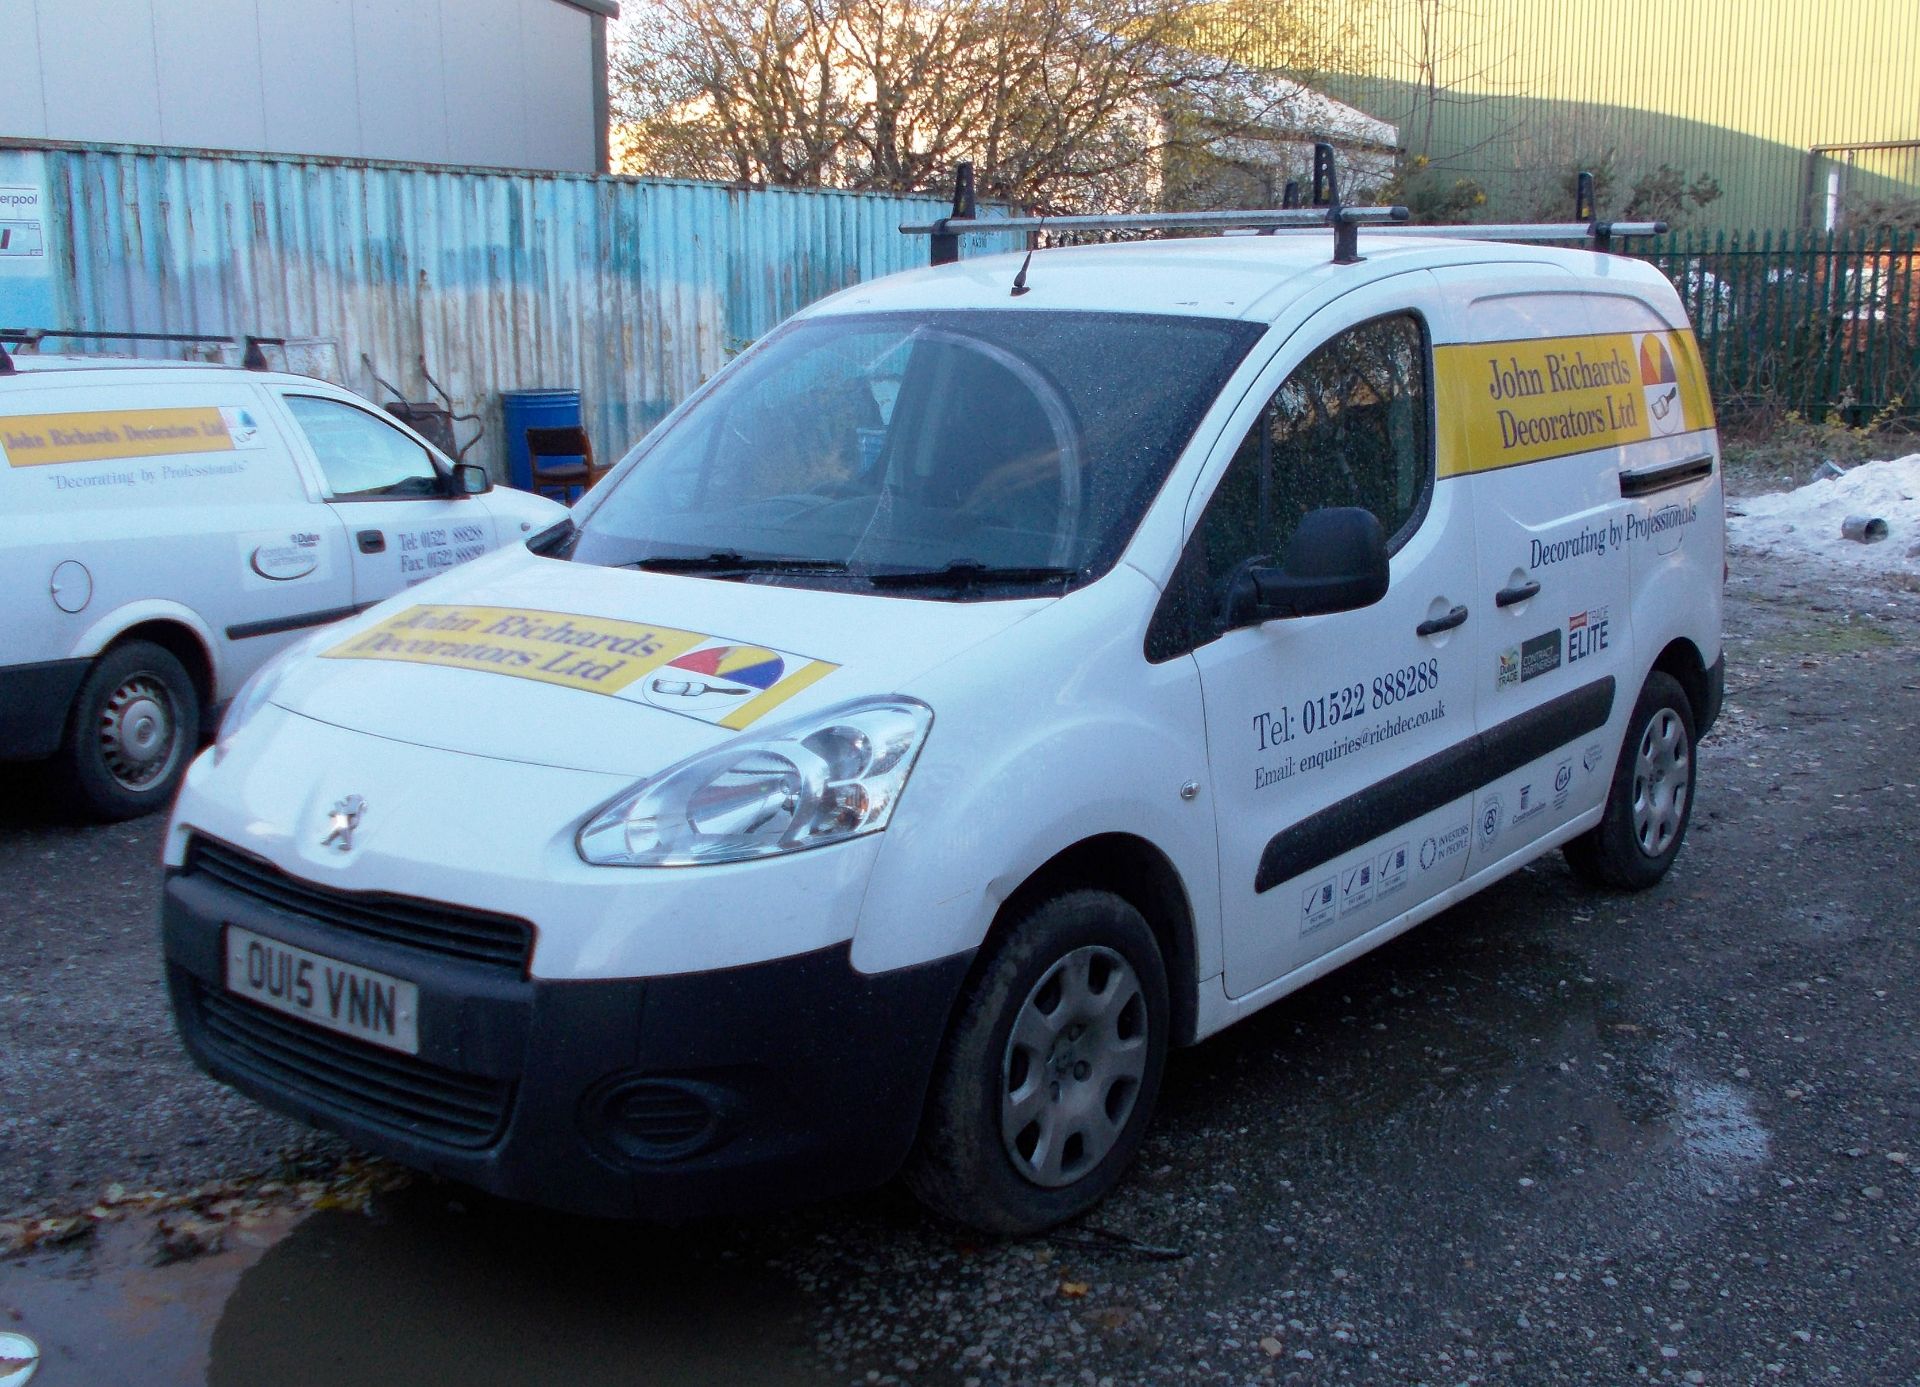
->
<box><xmin>1639</xmin><ymin>335</ymin><xmax>1683</xmax><ymax>436</ymax></box>
<box><xmin>641</xmin><ymin>643</ymin><xmax>787</xmax><ymax>714</ymax></box>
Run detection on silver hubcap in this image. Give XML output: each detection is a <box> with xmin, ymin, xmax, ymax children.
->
<box><xmin>1631</xmin><ymin>707</ymin><xmax>1690</xmax><ymax>857</ymax></box>
<box><xmin>1001</xmin><ymin>945</ymin><xmax>1149</xmax><ymax>1188</ymax></box>
<box><xmin>99</xmin><ymin>674</ymin><xmax>180</xmax><ymax>791</ymax></box>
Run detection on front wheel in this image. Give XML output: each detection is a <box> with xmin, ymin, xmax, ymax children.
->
<box><xmin>1564</xmin><ymin>670</ymin><xmax>1696</xmax><ymax>890</ymax></box>
<box><xmin>54</xmin><ymin>640</ymin><xmax>201</xmax><ymax>821</ymax></box>
<box><xmin>905</xmin><ymin>889</ymin><xmax>1169</xmax><ymax>1235</ymax></box>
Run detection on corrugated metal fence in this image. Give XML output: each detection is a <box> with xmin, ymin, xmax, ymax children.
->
<box><xmin>9</xmin><ymin>142</ymin><xmax>1011</xmax><ymax>479</ymax></box>
<box><xmin>1635</xmin><ymin>230</ymin><xmax>1920</xmax><ymax>424</ymax></box>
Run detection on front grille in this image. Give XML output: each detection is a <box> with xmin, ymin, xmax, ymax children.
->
<box><xmin>188</xmin><ymin>837</ymin><xmax>533</xmax><ymax>973</ymax></box>
<box><xmin>196</xmin><ymin>985</ymin><xmax>512</xmax><ymax>1148</ymax></box>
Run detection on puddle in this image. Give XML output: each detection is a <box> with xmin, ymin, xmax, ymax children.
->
<box><xmin>0</xmin><ymin>1209</ymin><xmax>301</xmax><ymax>1385</ymax></box>
<box><xmin>0</xmin><ymin>1188</ymin><xmax>831</xmax><ymax>1386</ymax></box>
<box><xmin>1675</xmin><ymin>1079</ymin><xmax>1771</xmax><ymax>1176</ymax></box>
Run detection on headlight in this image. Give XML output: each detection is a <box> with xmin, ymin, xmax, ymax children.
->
<box><xmin>576</xmin><ymin>696</ymin><xmax>933</xmax><ymax>867</ymax></box>
<box><xmin>214</xmin><ymin>634</ymin><xmax>317</xmax><ymax>761</ymax></box>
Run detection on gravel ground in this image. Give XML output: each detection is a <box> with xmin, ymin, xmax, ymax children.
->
<box><xmin>2</xmin><ymin>547</ymin><xmax>1916</xmax><ymax>1385</ymax></box>
<box><xmin>0</xmin><ymin>785</ymin><xmax>348</xmax><ymax>1212</ymax></box>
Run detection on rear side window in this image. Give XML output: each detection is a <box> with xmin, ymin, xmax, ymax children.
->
<box><xmin>1148</xmin><ymin>312</ymin><xmax>1434</xmax><ymax>659</ymax></box>
<box><xmin>285</xmin><ymin>396</ymin><xmax>441</xmax><ymax>500</ymax></box>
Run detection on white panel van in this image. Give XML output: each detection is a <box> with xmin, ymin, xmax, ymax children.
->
<box><xmin>0</xmin><ymin>354</ymin><xmax>566</xmax><ymax>818</ymax></box>
<box><xmin>160</xmin><ymin>205</ymin><xmax>1725</xmax><ymax>1233</ymax></box>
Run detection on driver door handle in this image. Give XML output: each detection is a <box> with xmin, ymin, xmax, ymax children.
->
<box><xmin>1417</xmin><ymin>604</ymin><xmax>1470</xmax><ymax>637</ymax></box>
<box><xmin>357</xmin><ymin>529</ymin><xmax>386</xmax><ymax>554</ymax></box>
<box><xmin>1495</xmin><ymin>579</ymin><xmax>1541</xmax><ymax>607</ymax></box>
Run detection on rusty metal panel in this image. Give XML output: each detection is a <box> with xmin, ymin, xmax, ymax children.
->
<box><xmin>21</xmin><ymin>143</ymin><xmax>1012</xmax><ymax>478</ymax></box>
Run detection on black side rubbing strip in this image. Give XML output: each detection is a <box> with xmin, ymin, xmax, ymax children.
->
<box><xmin>226</xmin><ymin>604</ymin><xmax>371</xmax><ymax>641</ymax></box>
<box><xmin>1620</xmin><ymin>454</ymin><xmax>1713</xmax><ymax>498</ymax></box>
<box><xmin>1254</xmin><ymin>676</ymin><xmax>1616</xmax><ymax>893</ymax></box>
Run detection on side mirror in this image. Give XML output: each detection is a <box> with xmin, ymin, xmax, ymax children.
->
<box><xmin>450</xmin><ymin>462</ymin><xmax>492</xmax><ymax>496</ymax></box>
<box><xmin>1233</xmin><ymin>506</ymin><xmax>1389</xmax><ymax>624</ymax></box>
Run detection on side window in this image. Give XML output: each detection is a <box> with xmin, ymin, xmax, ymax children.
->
<box><xmin>284</xmin><ymin>396</ymin><xmax>442</xmax><ymax>500</ymax></box>
<box><xmin>1149</xmin><ymin>313</ymin><xmax>1432</xmax><ymax>658</ymax></box>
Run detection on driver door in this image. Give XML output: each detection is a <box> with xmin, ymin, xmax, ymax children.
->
<box><xmin>278</xmin><ymin>393</ymin><xmax>496</xmax><ymax>602</ymax></box>
<box><xmin>1173</xmin><ymin>281</ymin><xmax>1481</xmax><ymax>998</ymax></box>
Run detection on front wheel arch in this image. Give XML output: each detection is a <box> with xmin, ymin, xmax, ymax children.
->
<box><xmin>905</xmin><ymin>887</ymin><xmax>1172</xmax><ymax>1234</ymax></box>
<box><xmin>976</xmin><ymin>832</ymin><xmax>1199</xmax><ymax>1048</ymax></box>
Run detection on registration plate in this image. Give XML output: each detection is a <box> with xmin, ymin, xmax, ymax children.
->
<box><xmin>224</xmin><ymin>925</ymin><xmax>420</xmax><ymax>1055</ymax></box>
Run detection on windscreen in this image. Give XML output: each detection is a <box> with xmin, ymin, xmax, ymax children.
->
<box><xmin>571</xmin><ymin>310</ymin><xmax>1265</xmax><ymax>595</ymax></box>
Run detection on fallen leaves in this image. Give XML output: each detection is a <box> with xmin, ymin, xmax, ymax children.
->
<box><xmin>0</xmin><ymin>1158</ymin><xmax>412</xmax><ymax>1260</ymax></box>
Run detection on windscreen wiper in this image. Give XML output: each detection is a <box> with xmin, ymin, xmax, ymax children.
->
<box><xmin>630</xmin><ymin>551</ymin><xmax>851</xmax><ymax>575</ymax></box>
<box><xmin>868</xmin><ymin>561</ymin><xmax>1081</xmax><ymax>589</ymax></box>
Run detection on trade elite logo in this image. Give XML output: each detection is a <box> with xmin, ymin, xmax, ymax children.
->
<box><xmin>1568</xmin><ymin>606</ymin><xmax>1610</xmax><ymax>663</ymax></box>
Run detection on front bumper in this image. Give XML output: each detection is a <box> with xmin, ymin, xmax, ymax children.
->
<box><xmin>0</xmin><ymin>658</ymin><xmax>88</xmax><ymax>761</ymax></box>
<box><xmin>162</xmin><ymin>852</ymin><xmax>973</xmax><ymax>1220</ymax></box>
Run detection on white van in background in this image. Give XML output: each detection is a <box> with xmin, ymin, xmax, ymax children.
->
<box><xmin>0</xmin><ymin>351</ymin><xmax>566</xmax><ymax>818</ymax></box>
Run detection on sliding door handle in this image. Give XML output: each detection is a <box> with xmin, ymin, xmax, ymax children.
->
<box><xmin>1495</xmin><ymin>579</ymin><xmax>1541</xmax><ymax>607</ymax></box>
<box><xmin>1417</xmin><ymin>604</ymin><xmax>1470</xmax><ymax>637</ymax></box>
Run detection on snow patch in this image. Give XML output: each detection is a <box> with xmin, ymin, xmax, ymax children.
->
<box><xmin>1728</xmin><ymin>454</ymin><xmax>1920</xmax><ymax>573</ymax></box>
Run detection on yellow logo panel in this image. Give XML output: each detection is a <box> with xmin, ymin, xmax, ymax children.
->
<box><xmin>1436</xmin><ymin>329</ymin><xmax>1715</xmax><ymax>477</ymax></box>
<box><xmin>323</xmin><ymin>605</ymin><xmax>839</xmax><ymax>730</ymax></box>
<box><xmin>1</xmin><ymin>408</ymin><xmax>242</xmax><ymax>466</ymax></box>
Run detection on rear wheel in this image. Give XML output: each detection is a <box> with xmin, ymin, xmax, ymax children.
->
<box><xmin>906</xmin><ymin>889</ymin><xmax>1169</xmax><ymax>1235</ymax></box>
<box><xmin>55</xmin><ymin>640</ymin><xmax>200</xmax><ymax>821</ymax></box>
<box><xmin>1564</xmin><ymin>671</ymin><xmax>1696</xmax><ymax>890</ymax></box>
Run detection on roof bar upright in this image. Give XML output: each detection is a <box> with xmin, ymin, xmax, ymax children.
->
<box><xmin>930</xmin><ymin>163</ymin><xmax>976</xmax><ymax>268</ymax></box>
<box><xmin>1310</xmin><ymin>142</ymin><xmax>1360</xmax><ymax>264</ymax></box>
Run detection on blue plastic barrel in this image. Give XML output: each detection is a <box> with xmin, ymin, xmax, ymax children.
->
<box><xmin>500</xmin><ymin>388</ymin><xmax>583</xmax><ymax>492</ymax></box>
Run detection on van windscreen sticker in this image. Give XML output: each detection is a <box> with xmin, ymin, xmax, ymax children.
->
<box><xmin>1436</xmin><ymin>329</ymin><xmax>1714</xmax><ymax>476</ymax></box>
<box><xmin>1</xmin><ymin>406</ymin><xmax>267</xmax><ymax>467</ymax></box>
<box><xmin>322</xmin><ymin>604</ymin><xmax>838</xmax><ymax>730</ymax></box>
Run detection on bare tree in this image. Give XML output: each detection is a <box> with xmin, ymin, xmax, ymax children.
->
<box><xmin>612</xmin><ymin>0</ymin><xmax>1359</xmax><ymax>214</ymax></box>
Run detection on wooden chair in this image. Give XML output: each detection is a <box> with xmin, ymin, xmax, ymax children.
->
<box><xmin>524</xmin><ymin>425</ymin><xmax>608</xmax><ymax>502</ymax></box>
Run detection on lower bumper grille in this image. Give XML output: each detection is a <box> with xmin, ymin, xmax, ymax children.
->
<box><xmin>194</xmin><ymin>985</ymin><xmax>511</xmax><ymax>1149</ymax></box>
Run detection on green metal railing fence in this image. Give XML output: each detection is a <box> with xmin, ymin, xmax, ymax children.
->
<box><xmin>1634</xmin><ymin>230</ymin><xmax>1920</xmax><ymax>424</ymax></box>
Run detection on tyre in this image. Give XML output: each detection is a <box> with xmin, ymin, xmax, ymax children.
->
<box><xmin>906</xmin><ymin>889</ymin><xmax>1170</xmax><ymax>1235</ymax></box>
<box><xmin>54</xmin><ymin>640</ymin><xmax>201</xmax><ymax>821</ymax></box>
<box><xmin>1563</xmin><ymin>670</ymin><xmax>1696</xmax><ymax>890</ymax></box>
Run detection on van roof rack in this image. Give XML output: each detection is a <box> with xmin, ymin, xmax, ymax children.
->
<box><xmin>902</xmin><ymin>148</ymin><xmax>1664</xmax><ymax>268</ymax></box>
<box><xmin>0</xmin><ymin>328</ymin><xmax>288</xmax><ymax>372</ymax></box>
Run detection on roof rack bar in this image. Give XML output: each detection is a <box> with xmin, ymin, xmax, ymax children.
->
<box><xmin>907</xmin><ymin>143</ymin><xmax>1407</xmax><ymax>267</ymax></box>
<box><xmin>0</xmin><ymin>328</ymin><xmax>288</xmax><ymax>347</ymax></box>
<box><xmin>902</xmin><ymin>205</ymin><xmax>1406</xmax><ymax>237</ymax></box>
<box><xmin>1353</xmin><ymin>220</ymin><xmax>1667</xmax><ymax>244</ymax></box>
<box><xmin>0</xmin><ymin>327</ymin><xmax>289</xmax><ymax>371</ymax></box>
<box><xmin>0</xmin><ymin>340</ymin><xmax>13</xmax><ymax>376</ymax></box>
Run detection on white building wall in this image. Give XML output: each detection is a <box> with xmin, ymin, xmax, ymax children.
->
<box><xmin>0</xmin><ymin>0</ymin><xmax>607</xmax><ymax>173</ymax></box>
